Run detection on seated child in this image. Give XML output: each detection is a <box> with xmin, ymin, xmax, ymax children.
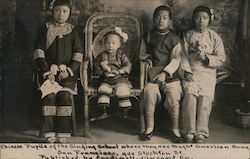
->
<box><xmin>33</xmin><ymin>0</ymin><xmax>83</xmax><ymax>143</ymax></box>
<box><xmin>180</xmin><ymin>5</ymin><xmax>226</xmax><ymax>143</ymax></box>
<box><xmin>93</xmin><ymin>27</ymin><xmax>132</xmax><ymax>120</ymax></box>
<box><xmin>140</xmin><ymin>5</ymin><xmax>182</xmax><ymax>141</ymax></box>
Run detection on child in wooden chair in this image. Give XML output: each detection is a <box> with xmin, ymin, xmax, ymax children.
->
<box><xmin>93</xmin><ymin>27</ymin><xmax>132</xmax><ymax>120</ymax></box>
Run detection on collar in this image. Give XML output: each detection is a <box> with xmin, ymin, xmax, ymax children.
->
<box><xmin>45</xmin><ymin>22</ymin><xmax>73</xmax><ymax>49</ymax></box>
<box><xmin>46</xmin><ymin>22</ymin><xmax>73</xmax><ymax>29</ymax></box>
<box><xmin>195</xmin><ymin>27</ymin><xmax>208</xmax><ymax>33</ymax></box>
<box><xmin>152</xmin><ymin>29</ymin><xmax>170</xmax><ymax>35</ymax></box>
<box><xmin>157</xmin><ymin>31</ymin><xmax>169</xmax><ymax>35</ymax></box>
<box><xmin>55</xmin><ymin>22</ymin><xmax>66</xmax><ymax>27</ymax></box>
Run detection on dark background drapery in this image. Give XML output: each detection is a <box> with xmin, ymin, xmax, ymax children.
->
<box><xmin>235</xmin><ymin>0</ymin><xmax>250</xmax><ymax>112</ymax></box>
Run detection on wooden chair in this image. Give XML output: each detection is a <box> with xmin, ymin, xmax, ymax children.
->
<box><xmin>80</xmin><ymin>12</ymin><xmax>147</xmax><ymax>137</ymax></box>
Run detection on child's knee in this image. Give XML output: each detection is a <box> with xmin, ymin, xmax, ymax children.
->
<box><xmin>56</xmin><ymin>91</ymin><xmax>73</xmax><ymax>104</ymax></box>
<box><xmin>43</xmin><ymin>93</ymin><xmax>56</xmax><ymax>105</ymax></box>
<box><xmin>144</xmin><ymin>83</ymin><xmax>159</xmax><ymax>95</ymax></box>
<box><xmin>164</xmin><ymin>95</ymin><xmax>181</xmax><ymax>110</ymax></box>
<box><xmin>115</xmin><ymin>84</ymin><xmax>130</xmax><ymax>97</ymax></box>
<box><xmin>98</xmin><ymin>83</ymin><xmax>113</xmax><ymax>95</ymax></box>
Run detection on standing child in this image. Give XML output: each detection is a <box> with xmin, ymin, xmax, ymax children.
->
<box><xmin>180</xmin><ymin>5</ymin><xmax>226</xmax><ymax>143</ymax></box>
<box><xmin>33</xmin><ymin>0</ymin><xmax>83</xmax><ymax>143</ymax></box>
<box><xmin>93</xmin><ymin>27</ymin><xmax>132</xmax><ymax>120</ymax></box>
<box><xmin>140</xmin><ymin>5</ymin><xmax>183</xmax><ymax>141</ymax></box>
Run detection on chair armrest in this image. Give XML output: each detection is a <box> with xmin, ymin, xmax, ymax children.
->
<box><xmin>140</xmin><ymin>61</ymin><xmax>149</xmax><ymax>90</ymax></box>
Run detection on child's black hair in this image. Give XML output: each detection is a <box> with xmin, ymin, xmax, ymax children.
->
<box><xmin>53</xmin><ymin>0</ymin><xmax>71</xmax><ymax>9</ymax></box>
<box><xmin>153</xmin><ymin>5</ymin><xmax>173</xmax><ymax>20</ymax></box>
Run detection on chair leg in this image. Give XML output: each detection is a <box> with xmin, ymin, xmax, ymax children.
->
<box><xmin>140</xmin><ymin>95</ymin><xmax>145</xmax><ymax>134</ymax></box>
<box><xmin>83</xmin><ymin>93</ymin><xmax>90</xmax><ymax>137</ymax></box>
<box><xmin>131</xmin><ymin>95</ymin><xmax>145</xmax><ymax>134</ymax></box>
<box><xmin>71</xmin><ymin>96</ymin><xmax>77</xmax><ymax>136</ymax></box>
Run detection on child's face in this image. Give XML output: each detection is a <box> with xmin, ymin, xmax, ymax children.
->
<box><xmin>104</xmin><ymin>34</ymin><xmax>121</xmax><ymax>54</ymax></box>
<box><xmin>53</xmin><ymin>5</ymin><xmax>70</xmax><ymax>24</ymax></box>
<box><xmin>194</xmin><ymin>11</ymin><xmax>210</xmax><ymax>31</ymax></box>
<box><xmin>154</xmin><ymin>10</ymin><xmax>171</xmax><ymax>31</ymax></box>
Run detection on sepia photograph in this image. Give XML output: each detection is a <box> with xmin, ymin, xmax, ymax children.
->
<box><xmin>1</xmin><ymin>0</ymin><xmax>250</xmax><ymax>158</ymax></box>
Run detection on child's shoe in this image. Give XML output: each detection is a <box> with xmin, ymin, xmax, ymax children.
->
<box><xmin>90</xmin><ymin>104</ymin><xmax>110</xmax><ymax>121</ymax></box>
<box><xmin>195</xmin><ymin>134</ymin><xmax>205</xmax><ymax>143</ymax></box>
<box><xmin>58</xmin><ymin>137</ymin><xmax>67</xmax><ymax>143</ymax></box>
<box><xmin>90</xmin><ymin>112</ymin><xmax>110</xmax><ymax>121</ymax></box>
<box><xmin>172</xmin><ymin>129</ymin><xmax>183</xmax><ymax>143</ymax></box>
<box><xmin>184</xmin><ymin>134</ymin><xmax>194</xmax><ymax>143</ymax></box>
<box><xmin>140</xmin><ymin>130</ymin><xmax>154</xmax><ymax>141</ymax></box>
<box><xmin>46</xmin><ymin>136</ymin><xmax>56</xmax><ymax>143</ymax></box>
<box><xmin>172</xmin><ymin>129</ymin><xmax>181</xmax><ymax>137</ymax></box>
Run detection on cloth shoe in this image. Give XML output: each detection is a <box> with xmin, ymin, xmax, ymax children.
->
<box><xmin>195</xmin><ymin>134</ymin><xmax>205</xmax><ymax>143</ymax></box>
<box><xmin>184</xmin><ymin>134</ymin><xmax>194</xmax><ymax>143</ymax></box>
<box><xmin>57</xmin><ymin>137</ymin><xmax>67</xmax><ymax>143</ymax></box>
<box><xmin>140</xmin><ymin>130</ymin><xmax>154</xmax><ymax>141</ymax></box>
<box><xmin>46</xmin><ymin>136</ymin><xmax>56</xmax><ymax>143</ymax></box>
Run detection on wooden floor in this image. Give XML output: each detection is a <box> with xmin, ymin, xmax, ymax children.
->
<box><xmin>1</xmin><ymin>103</ymin><xmax>250</xmax><ymax>144</ymax></box>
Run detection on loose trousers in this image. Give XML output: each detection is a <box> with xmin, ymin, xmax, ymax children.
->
<box><xmin>142</xmin><ymin>81</ymin><xmax>182</xmax><ymax>132</ymax></box>
<box><xmin>42</xmin><ymin>91</ymin><xmax>73</xmax><ymax>138</ymax></box>
<box><xmin>182</xmin><ymin>94</ymin><xmax>213</xmax><ymax>137</ymax></box>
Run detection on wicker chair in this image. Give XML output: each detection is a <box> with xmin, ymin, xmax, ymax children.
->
<box><xmin>80</xmin><ymin>12</ymin><xmax>147</xmax><ymax>137</ymax></box>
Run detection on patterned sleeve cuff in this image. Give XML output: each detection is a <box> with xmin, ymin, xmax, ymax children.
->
<box><xmin>43</xmin><ymin>71</ymin><xmax>51</xmax><ymax>79</ymax></box>
<box><xmin>66</xmin><ymin>67</ymin><xmax>74</xmax><ymax>77</ymax></box>
<box><xmin>33</xmin><ymin>49</ymin><xmax>45</xmax><ymax>60</ymax></box>
<box><xmin>72</xmin><ymin>52</ymin><xmax>83</xmax><ymax>62</ymax></box>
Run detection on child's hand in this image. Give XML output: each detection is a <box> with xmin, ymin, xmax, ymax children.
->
<box><xmin>50</xmin><ymin>64</ymin><xmax>59</xmax><ymax>76</ymax></box>
<box><xmin>111</xmin><ymin>70</ymin><xmax>119</xmax><ymax>75</ymax></box>
<box><xmin>146</xmin><ymin>59</ymin><xmax>153</xmax><ymax>68</ymax></box>
<box><xmin>196</xmin><ymin>42</ymin><xmax>206</xmax><ymax>60</ymax></box>
<box><xmin>184</xmin><ymin>71</ymin><xmax>193</xmax><ymax>82</ymax></box>
<box><xmin>196</xmin><ymin>50</ymin><xmax>206</xmax><ymax>60</ymax></box>
<box><xmin>101</xmin><ymin>61</ymin><xmax>111</xmax><ymax>72</ymax></box>
<box><xmin>155</xmin><ymin>72</ymin><xmax>166</xmax><ymax>84</ymax></box>
<box><xmin>104</xmin><ymin>72</ymin><xmax>115</xmax><ymax>78</ymax></box>
<box><xmin>46</xmin><ymin>74</ymin><xmax>55</xmax><ymax>81</ymax></box>
<box><xmin>58</xmin><ymin>71</ymin><xmax>69</xmax><ymax>81</ymax></box>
